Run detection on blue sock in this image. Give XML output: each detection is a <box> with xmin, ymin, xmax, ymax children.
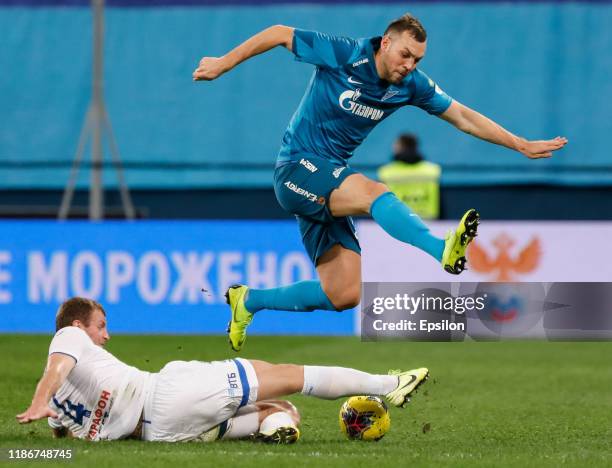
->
<box><xmin>245</xmin><ymin>280</ymin><xmax>338</xmax><ymax>313</ymax></box>
<box><xmin>370</xmin><ymin>192</ymin><xmax>444</xmax><ymax>261</ymax></box>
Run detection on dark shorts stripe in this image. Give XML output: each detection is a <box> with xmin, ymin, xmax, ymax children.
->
<box><xmin>233</xmin><ymin>359</ymin><xmax>250</xmax><ymax>408</ymax></box>
<box><xmin>217</xmin><ymin>419</ymin><xmax>229</xmax><ymax>439</ymax></box>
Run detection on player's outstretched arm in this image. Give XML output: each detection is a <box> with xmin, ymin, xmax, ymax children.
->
<box><xmin>439</xmin><ymin>100</ymin><xmax>568</xmax><ymax>159</ymax></box>
<box><xmin>16</xmin><ymin>353</ymin><xmax>75</xmax><ymax>424</ymax></box>
<box><xmin>193</xmin><ymin>25</ymin><xmax>294</xmax><ymax>81</ymax></box>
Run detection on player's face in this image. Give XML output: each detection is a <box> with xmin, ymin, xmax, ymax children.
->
<box><xmin>80</xmin><ymin>308</ymin><xmax>110</xmax><ymax>347</ymax></box>
<box><xmin>380</xmin><ymin>32</ymin><xmax>426</xmax><ymax>84</ymax></box>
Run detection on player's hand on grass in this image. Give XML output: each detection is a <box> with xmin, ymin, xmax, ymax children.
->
<box><xmin>16</xmin><ymin>404</ymin><xmax>58</xmax><ymax>424</ymax></box>
<box><xmin>518</xmin><ymin>136</ymin><xmax>568</xmax><ymax>159</ymax></box>
<box><xmin>193</xmin><ymin>56</ymin><xmax>228</xmax><ymax>81</ymax></box>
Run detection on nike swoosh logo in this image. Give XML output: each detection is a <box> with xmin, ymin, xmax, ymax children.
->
<box><xmin>400</xmin><ymin>374</ymin><xmax>417</xmax><ymax>390</ymax></box>
<box><xmin>348</xmin><ymin>76</ymin><xmax>363</xmax><ymax>85</ymax></box>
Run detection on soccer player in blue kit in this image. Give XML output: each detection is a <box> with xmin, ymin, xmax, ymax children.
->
<box><xmin>193</xmin><ymin>14</ymin><xmax>567</xmax><ymax>351</ymax></box>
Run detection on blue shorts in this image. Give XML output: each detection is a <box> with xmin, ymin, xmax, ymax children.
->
<box><xmin>273</xmin><ymin>156</ymin><xmax>361</xmax><ymax>265</ymax></box>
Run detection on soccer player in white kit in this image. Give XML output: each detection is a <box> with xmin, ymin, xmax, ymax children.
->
<box><xmin>17</xmin><ymin>297</ymin><xmax>428</xmax><ymax>443</ymax></box>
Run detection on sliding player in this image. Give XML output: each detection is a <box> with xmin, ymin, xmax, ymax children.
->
<box><xmin>192</xmin><ymin>14</ymin><xmax>567</xmax><ymax>351</ymax></box>
<box><xmin>17</xmin><ymin>298</ymin><xmax>428</xmax><ymax>443</ymax></box>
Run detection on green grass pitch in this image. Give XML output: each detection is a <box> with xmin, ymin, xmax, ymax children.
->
<box><xmin>1</xmin><ymin>335</ymin><xmax>611</xmax><ymax>467</ymax></box>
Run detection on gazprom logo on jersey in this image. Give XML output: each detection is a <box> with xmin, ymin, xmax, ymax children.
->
<box><xmin>338</xmin><ymin>90</ymin><xmax>384</xmax><ymax>121</ymax></box>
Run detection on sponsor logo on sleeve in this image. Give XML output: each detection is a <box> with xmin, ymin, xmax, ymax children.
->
<box><xmin>352</xmin><ymin>58</ymin><xmax>369</xmax><ymax>68</ymax></box>
<box><xmin>427</xmin><ymin>78</ymin><xmax>446</xmax><ymax>96</ymax></box>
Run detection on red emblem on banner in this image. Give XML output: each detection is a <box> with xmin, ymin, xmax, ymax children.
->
<box><xmin>469</xmin><ymin>233</ymin><xmax>541</xmax><ymax>281</ymax></box>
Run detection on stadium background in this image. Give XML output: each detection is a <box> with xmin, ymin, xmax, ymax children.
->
<box><xmin>1</xmin><ymin>0</ymin><xmax>611</xmax><ymax>334</ymax></box>
<box><xmin>1</xmin><ymin>1</ymin><xmax>612</xmax><ymax>465</ymax></box>
<box><xmin>0</xmin><ymin>0</ymin><xmax>612</xmax><ymax>334</ymax></box>
<box><xmin>1</xmin><ymin>0</ymin><xmax>611</xmax><ymax>219</ymax></box>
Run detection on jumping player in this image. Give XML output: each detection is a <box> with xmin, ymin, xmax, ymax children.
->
<box><xmin>192</xmin><ymin>14</ymin><xmax>568</xmax><ymax>351</ymax></box>
<box><xmin>16</xmin><ymin>298</ymin><xmax>428</xmax><ymax>443</ymax></box>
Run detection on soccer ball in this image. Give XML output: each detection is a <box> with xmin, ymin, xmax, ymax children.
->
<box><xmin>339</xmin><ymin>395</ymin><xmax>391</xmax><ymax>441</ymax></box>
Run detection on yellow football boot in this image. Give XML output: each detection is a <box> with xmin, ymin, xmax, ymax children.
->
<box><xmin>441</xmin><ymin>208</ymin><xmax>480</xmax><ymax>275</ymax></box>
<box><xmin>252</xmin><ymin>426</ymin><xmax>300</xmax><ymax>444</ymax></box>
<box><xmin>225</xmin><ymin>284</ymin><xmax>254</xmax><ymax>352</ymax></box>
<box><xmin>386</xmin><ymin>367</ymin><xmax>430</xmax><ymax>408</ymax></box>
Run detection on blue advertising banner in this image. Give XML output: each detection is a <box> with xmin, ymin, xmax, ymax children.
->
<box><xmin>0</xmin><ymin>221</ymin><xmax>356</xmax><ymax>335</ymax></box>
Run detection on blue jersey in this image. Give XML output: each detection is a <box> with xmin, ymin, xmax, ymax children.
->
<box><xmin>278</xmin><ymin>29</ymin><xmax>453</xmax><ymax>165</ymax></box>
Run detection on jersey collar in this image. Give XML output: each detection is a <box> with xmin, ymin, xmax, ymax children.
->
<box><xmin>366</xmin><ymin>36</ymin><xmax>392</xmax><ymax>87</ymax></box>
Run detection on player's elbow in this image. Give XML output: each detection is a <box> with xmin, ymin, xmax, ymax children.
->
<box><xmin>270</xmin><ymin>24</ymin><xmax>294</xmax><ymax>50</ymax></box>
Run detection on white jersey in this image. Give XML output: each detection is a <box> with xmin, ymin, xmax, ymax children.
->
<box><xmin>47</xmin><ymin>327</ymin><xmax>153</xmax><ymax>441</ymax></box>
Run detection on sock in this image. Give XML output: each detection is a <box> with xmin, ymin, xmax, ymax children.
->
<box><xmin>245</xmin><ymin>280</ymin><xmax>337</xmax><ymax>313</ymax></box>
<box><xmin>370</xmin><ymin>192</ymin><xmax>444</xmax><ymax>261</ymax></box>
<box><xmin>221</xmin><ymin>406</ymin><xmax>260</xmax><ymax>440</ymax></box>
<box><xmin>259</xmin><ymin>411</ymin><xmax>296</xmax><ymax>434</ymax></box>
<box><xmin>301</xmin><ymin>366</ymin><xmax>398</xmax><ymax>399</ymax></box>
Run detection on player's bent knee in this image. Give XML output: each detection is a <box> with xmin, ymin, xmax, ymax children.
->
<box><xmin>334</xmin><ymin>298</ymin><xmax>360</xmax><ymax>310</ymax></box>
<box><xmin>369</xmin><ymin>182</ymin><xmax>389</xmax><ymax>199</ymax></box>
<box><xmin>327</xmin><ymin>287</ymin><xmax>361</xmax><ymax>310</ymax></box>
<box><xmin>364</xmin><ymin>182</ymin><xmax>390</xmax><ymax>211</ymax></box>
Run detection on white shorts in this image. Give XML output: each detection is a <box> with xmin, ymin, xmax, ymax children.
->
<box><xmin>142</xmin><ymin>358</ymin><xmax>258</xmax><ymax>442</ymax></box>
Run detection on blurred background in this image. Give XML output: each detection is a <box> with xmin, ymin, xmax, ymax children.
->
<box><xmin>1</xmin><ymin>0</ymin><xmax>611</xmax><ymax>336</ymax></box>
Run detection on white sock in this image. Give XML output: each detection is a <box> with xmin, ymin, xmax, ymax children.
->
<box><xmin>260</xmin><ymin>411</ymin><xmax>295</xmax><ymax>434</ymax></box>
<box><xmin>221</xmin><ymin>406</ymin><xmax>260</xmax><ymax>440</ymax></box>
<box><xmin>301</xmin><ymin>366</ymin><xmax>398</xmax><ymax>399</ymax></box>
